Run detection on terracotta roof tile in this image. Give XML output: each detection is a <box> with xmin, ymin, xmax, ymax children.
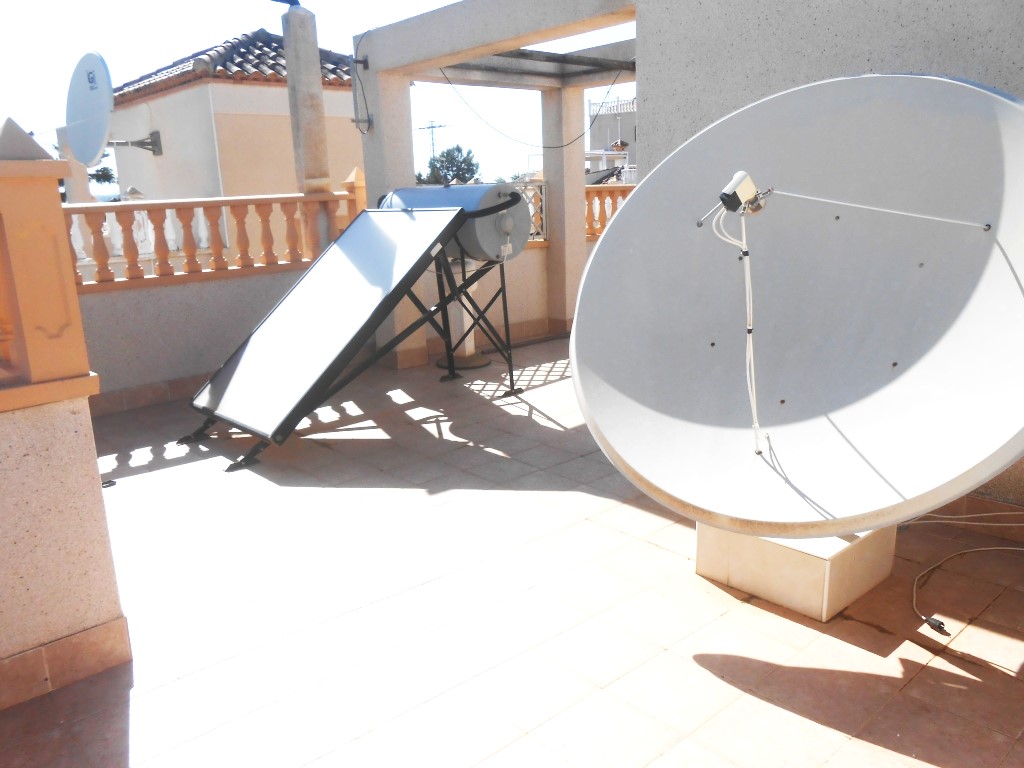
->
<box><xmin>114</xmin><ymin>28</ymin><xmax>351</xmax><ymax>104</ymax></box>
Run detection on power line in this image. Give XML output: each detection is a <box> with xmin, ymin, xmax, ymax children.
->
<box><xmin>438</xmin><ymin>65</ymin><xmax>628</xmax><ymax>150</ymax></box>
<box><xmin>419</xmin><ymin>120</ymin><xmax>446</xmax><ymax>157</ymax></box>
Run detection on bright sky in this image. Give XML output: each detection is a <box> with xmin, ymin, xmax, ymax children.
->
<box><xmin>5</xmin><ymin>0</ymin><xmax>634</xmax><ymax>182</ymax></box>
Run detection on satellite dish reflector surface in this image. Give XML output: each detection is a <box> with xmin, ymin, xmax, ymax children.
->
<box><xmin>66</xmin><ymin>52</ymin><xmax>114</xmax><ymax>167</ymax></box>
<box><xmin>571</xmin><ymin>75</ymin><xmax>1024</xmax><ymax>538</ymax></box>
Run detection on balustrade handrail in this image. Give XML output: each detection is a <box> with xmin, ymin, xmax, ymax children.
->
<box><xmin>587</xmin><ymin>183</ymin><xmax>635</xmax><ymax>193</ymax></box>
<box><xmin>67</xmin><ymin>168</ymin><xmax>367</xmax><ymax>289</ymax></box>
<box><xmin>63</xmin><ymin>189</ymin><xmax>349</xmax><ymax>215</ymax></box>
<box><xmin>590</xmin><ymin>96</ymin><xmax>637</xmax><ymax>116</ymax></box>
<box><xmin>65</xmin><ymin>176</ymin><xmax>630</xmax><ymax>290</ymax></box>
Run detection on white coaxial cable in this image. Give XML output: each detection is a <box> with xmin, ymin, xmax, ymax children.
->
<box><xmin>711</xmin><ymin>206</ymin><xmax>764</xmax><ymax>454</ymax></box>
<box><xmin>740</xmin><ymin>214</ymin><xmax>764</xmax><ymax>455</ymax></box>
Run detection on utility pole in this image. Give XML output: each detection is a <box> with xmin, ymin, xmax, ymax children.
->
<box><xmin>419</xmin><ymin>120</ymin><xmax>446</xmax><ymax>158</ymax></box>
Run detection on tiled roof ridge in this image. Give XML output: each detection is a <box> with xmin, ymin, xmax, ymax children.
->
<box><xmin>114</xmin><ymin>28</ymin><xmax>351</xmax><ymax>102</ymax></box>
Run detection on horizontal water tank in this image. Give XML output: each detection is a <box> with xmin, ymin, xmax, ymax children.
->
<box><xmin>378</xmin><ymin>183</ymin><xmax>531</xmax><ymax>262</ymax></box>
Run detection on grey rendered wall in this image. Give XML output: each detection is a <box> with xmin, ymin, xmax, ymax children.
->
<box><xmin>636</xmin><ymin>1</ymin><xmax>1024</xmax><ymax>174</ymax></box>
<box><xmin>79</xmin><ymin>272</ymin><xmax>302</xmax><ymax>394</ymax></box>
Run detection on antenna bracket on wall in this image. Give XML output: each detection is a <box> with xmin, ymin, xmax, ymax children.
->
<box><xmin>352</xmin><ymin>116</ymin><xmax>373</xmax><ymax>130</ymax></box>
<box><xmin>108</xmin><ymin>130</ymin><xmax>163</xmax><ymax>156</ymax></box>
<box><xmin>354</xmin><ymin>56</ymin><xmax>369</xmax><ymax>70</ymax></box>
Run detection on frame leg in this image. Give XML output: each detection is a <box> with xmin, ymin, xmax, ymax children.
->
<box><xmin>177</xmin><ymin>416</ymin><xmax>218</xmax><ymax>445</ymax></box>
<box><xmin>498</xmin><ymin>262</ymin><xmax>523</xmax><ymax>397</ymax></box>
<box><xmin>434</xmin><ymin>254</ymin><xmax>461</xmax><ymax>382</ymax></box>
<box><xmin>226</xmin><ymin>440</ymin><xmax>269</xmax><ymax>472</ymax></box>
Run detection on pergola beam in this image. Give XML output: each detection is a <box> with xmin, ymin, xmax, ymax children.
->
<box><xmin>496</xmin><ymin>49</ymin><xmax>636</xmax><ymax>72</ymax></box>
<box><xmin>419</xmin><ymin>66</ymin><xmax>567</xmax><ymax>90</ymax></box>
<box><xmin>357</xmin><ymin>1</ymin><xmax>635</xmax><ymax>75</ymax></box>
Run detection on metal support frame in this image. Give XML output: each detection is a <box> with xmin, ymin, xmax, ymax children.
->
<box><xmin>436</xmin><ymin>249</ymin><xmax>522</xmax><ymax>397</ymax></box>
<box><xmin>108</xmin><ymin>131</ymin><xmax>162</xmax><ymax>156</ymax></box>
<box><xmin>176</xmin><ymin>416</ymin><xmax>217</xmax><ymax>445</ymax></box>
<box><xmin>323</xmin><ymin>244</ymin><xmax>495</xmax><ymax>402</ymax></box>
<box><xmin>226</xmin><ymin>440</ymin><xmax>269</xmax><ymax>472</ymax></box>
<box><xmin>179</xmin><ymin>215</ymin><xmax>525</xmax><ymax>471</ymax></box>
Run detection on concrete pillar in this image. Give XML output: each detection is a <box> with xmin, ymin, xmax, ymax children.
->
<box><xmin>542</xmin><ymin>85</ymin><xmax>587</xmax><ymax>333</ymax></box>
<box><xmin>284</xmin><ymin>6</ymin><xmax>333</xmax><ymax>255</ymax></box>
<box><xmin>357</xmin><ymin>67</ymin><xmax>428</xmax><ymax>367</ymax></box>
<box><xmin>0</xmin><ymin>129</ymin><xmax>128</xmax><ymax>711</ymax></box>
<box><xmin>359</xmin><ymin>71</ymin><xmax>416</xmax><ymax>207</ymax></box>
<box><xmin>283</xmin><ymin>5</ymin><xmax>331</xmax><ymax>194</ymax></box>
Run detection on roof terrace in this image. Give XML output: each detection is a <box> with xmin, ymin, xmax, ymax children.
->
<box><xmin>2</xmin><ymin>336</ymin><xmax>1024</xmax><ymax>766</ymax></box>
<box><xmin>5</xmin><ymin>2</ymin><xmax>1024</xmax><ymax>764</ymax></box>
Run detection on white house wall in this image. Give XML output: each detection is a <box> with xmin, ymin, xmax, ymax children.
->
<box><xmin>210</xmin><ymin>83</ymin><xmax>361</xmax><ymax>196</ymax></box>
<box><xmin>111</xmin><ymin>84</ymin><xmax>221</xmax><ymax>199</ymax></box>
<box><xmin>111</xmin><ymin>82</ymin><xmax>361</xmax><ymax>200</ymax></box>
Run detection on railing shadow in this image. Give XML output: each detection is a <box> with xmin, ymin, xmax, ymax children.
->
<box><xmin>92</xmin><ymin>345</ymin><xmax>648</xmax><ymax>508</ymax></box>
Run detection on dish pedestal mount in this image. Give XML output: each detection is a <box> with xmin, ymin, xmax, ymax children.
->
<box><xmin>695</xmin><ymin>524</ymin><xmax>897</xmax><ymax>623</ymax></box>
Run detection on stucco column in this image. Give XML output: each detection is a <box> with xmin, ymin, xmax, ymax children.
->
<box><xmin>0</xmin><ymin>135</ymin><xmax>129</xmax><ymax>711</ymax></box>
<box><xmin>283</xmin><ymin>6</ymin><xmax>331</xmax><ymax>194</ymax></box>
<box><xmin>357</xmin><ymin>65</ymin><xmax>428</xmax><ymax>367</ymax></box>
<box><xmin>284</xmin><ymin>6</ymin><xmax>336</xmax><ymax>257</ymax></box>
<box><xmin>542</xmin><ymin>85</ymin><xmax>587</xmax><ymax>334</ymax></box>
<box><xmin>358</xmin><ymin>70</ymin><xmax>416</xmax><ymax>207</ymax></box>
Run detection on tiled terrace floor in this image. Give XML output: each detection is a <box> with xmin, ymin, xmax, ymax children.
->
<box><xmin>3</xmin><ymin>337</ymin><xmax>1024</xmax><ymax>767</ymax></box>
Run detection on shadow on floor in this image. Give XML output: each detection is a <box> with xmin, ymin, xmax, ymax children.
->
<box><xmin>92</xmin><ymin>353</ymin><xmax>639</xmax><ymax>506</ymax></box>
<box><xmin>0</xmin><ymin>663</ymin><xmax>133</xmax><ymax>768</ymax></box>
<box><xmin>693</xmin><ymin>651</ymin><xmax>1023</xmax><ymax>768</ymax></box>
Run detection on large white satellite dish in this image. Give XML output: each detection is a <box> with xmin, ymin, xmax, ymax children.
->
<box><xmin>571</xmin><ymin>74</ymin><xmax>1024</xmax><ymax>538</ymax></box>
<box><xmin>66</xmin><ymin>52</ymin><xmax>114</xmax><ymax>167</ymax></box>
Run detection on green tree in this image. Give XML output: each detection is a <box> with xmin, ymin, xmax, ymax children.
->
<box><xmin>55</xmin><ymin>148</ymin><xmax>118</xmax><ymax>201</ymax></box>
<box><xmin>416</xmin><ymin>144</ymin><xmax>479</xmax><ymax>185</ymax></box>
<box><xmin>88</xmin><ymin>166</ymin><xmax>117</xmax><ymax>185</ymax></box>
<box><xmin>87</xmin><ymin>150</ymin><xmax>117</xmax><ymax>186</ymax></box>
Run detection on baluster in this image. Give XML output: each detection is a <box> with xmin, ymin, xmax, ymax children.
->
<box><xmin>281</xmin><ymin>201</ymin><xmax>301</xmax><ymax>263</ymax></box>
<box><xmin>149</xmin><ymin>209</ymin><xmax>173</xmax><ymax>276</ymax></box>
<box><xmin>344</xmin><ymin>192</ymin><xmax>358</xmax><ymax>228</ymax></box>
<box><xmin>301</xmin><ymin>200</ymin><xmax>322</xmax><ymax>258</ymax></box>
<box><xmin>584</xmin><ymin>191</ymin><xmax>597</xmax><ymax>237</ymax></box>
<box><xmin>114</xmin><ymin>209</ymin><xmax>144</xmax><ymax>279</ymax></box>
<box><xmin>611</xmin><ymin>193</ymin><xmax>623</xmax><ymax>220</ymax></box>
<box><xmin>255</xmin><ymin>203</ymin><xmax>277</xmax><ymax>265</ymax></box>
<box><xmin>324</xmin><ymin>198</ymin><xmax>342</xmax><ymax>240</ymax></box>
<box><xmin>64</xmin><ymin>211</ymin><xmax>82</xmax><ymax>285</ymax></box>
<box><xmin>230</xmin><ymin>205</ymin><xmax>253</xmax><ymax>268</ymax></box>
<box><xmin>84</xmin><ymin>211</ymin><xmax>114</xmax><ymax>282</ymax></box>
<box><xmin>203</xmin><ymin>206</ymin><xmax>227</xmax><ymax>270</ymax></box>
<box><xmin>597</xmin><ymin>193</ymin><xmax>609</xmax><ymax>234</ymax></box>
<box><xmin>177</xmin><ymin>207</ymin><xmax>201</xmax><ymax>273</ymax></box>
<box><xmin>344</xmin><ymin>166</ymin><xmax>366</xmax><ymax>222</ymax></box>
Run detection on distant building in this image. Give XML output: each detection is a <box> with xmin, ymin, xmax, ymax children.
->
<box><xmin>109</xmin><ymin>29</ymin><xmax>362</xmax><ymax>200</ymax></box>
<box><xmin>588</xmin><ymin>95</ymin><xmax>636</xmax><ymax>167</ymax></box>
